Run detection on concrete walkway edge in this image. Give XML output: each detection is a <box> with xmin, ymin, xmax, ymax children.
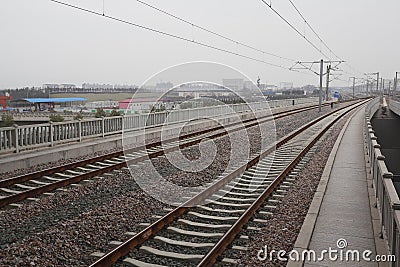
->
<box><xmin>287</xmin><ymin>106</ymin><xmax>363</xmax><ymax>267</ymax></box>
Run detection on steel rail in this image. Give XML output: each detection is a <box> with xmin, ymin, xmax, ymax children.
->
<box><xmin>0</xmin><ymin>100</ymin><xmax>346</xmax><ymax>189</ymax></box>
<box><xmin>0</xmin><ymin>102</ymin><xmax>339</xmax><ymax>208</ymax></box>
<box><xmin>0</xmin><ymin>100</ymin><xmax>363</xmax><ymax>208</ymax></box>
<box><xmin>89</xmin><ymin>99</ymin><xmax>368</xmax><ymax>267</ymax></box>
<box><xmin>198</xmin><ymin>100</ymin><xmax>368</xmax><ymax>266</ymax></box>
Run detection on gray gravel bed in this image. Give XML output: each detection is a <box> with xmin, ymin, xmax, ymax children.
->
<box><xmin>0</xmin><ymin>169</ymin><xmax>166</xmax><ymax>266</ymax></box>
<box><xmin>0</xmin><ymin>102</ymin><xmax>355</xmax><ymax>266</ymax></box>
<box><xmin>235</xmin><ymin>110</ymin><xmax>354</xmax><ymax>266</ymax></box>
<box><xmin>156</xmin><ymin>229</ymin><xmax>222</xmax><ymax>244</ymax></box>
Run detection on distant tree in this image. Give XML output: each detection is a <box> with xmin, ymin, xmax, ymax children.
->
<box><xmin>109</xmin><ymin>109</ymin><xmax>122</xmax><ymax>117</ymax></box>
<box><xmin>1</xmin><ymin>114</ymin><xmax>14</xmax><ymax>127</ymax></box>
<box><xmin>150</xmin><ymin>105</ymin><xmax>166</xmax><ymax>113</ymax></box>
<box><xmin>49</xmin><ymin>114</ymin><xmax>64</xmax><ymax>122</ymax></box>
<box><xmin>74</xmin><ymin>113</ymin><xmax>84</xmax><ymax>120</ymax></box>
<box><xmin>95</xmin><ymin>108</ymin><xmax>107</xmax><ymax>118</ymax></box>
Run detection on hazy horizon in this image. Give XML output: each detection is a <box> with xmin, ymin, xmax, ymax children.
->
<box><xmin>1</xmin><ymin>0</ymin><xmax>399</xmax><ymax>89</ymax></box>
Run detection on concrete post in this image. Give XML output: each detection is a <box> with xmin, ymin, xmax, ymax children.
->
<box><xmin>78</xmin><ymin>119</ymin><xmax>82</xmax><ymax>142</ymax></box>
<box><xmin>50</xmin><ymin>121</ymin><xmax>54</xmax><ymax>147</ymax></box>
<box><xmin>102</xmin><ymin>117</ymin><xmax>105</xmax><ymax>138</ymax></box>
<box><xmin>121</xmin><ymin>115</ymin><xmax>124</xmax><ymax>133</ymax></box>
<box><xmin>13</xmin><ymin>124</ymin><xmax>19</xmax><ymax>153</ymax></box>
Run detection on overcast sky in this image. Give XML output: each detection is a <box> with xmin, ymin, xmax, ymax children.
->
<box><xmin>1</xmin><ymin>0</ymin><xmax>399</xmax><ymax>89</ymax></box>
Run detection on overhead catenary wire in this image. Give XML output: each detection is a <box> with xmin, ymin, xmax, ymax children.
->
<box><xmin>261</xmin><ymin>0</ymin><xmax>363</xmax><ymax>84</ymax></box>
<box><xmin>287</xmin><ymin>0</ymin><xmax>341</xmax><ymax>61</ymax></box>
<box><xmin>286</xmin><ymin>0</ymin><xmax>364</xmax><ymax>78</ymax></box>
<box><xmin>259</xmin><ymin>0</ymin><xmax>332</xmax><ymax>60</ymax></box>
<box><xmin>50</xmin><ymin>0</ymin><xmax>288</xmax><ymax>70</ymax></box>
<box><xmin>49</xmin><ymin>0</ymin><xmax>336</xmax><ymax>84</ymax></box>
<box><xmin>135</xmin><ymin>0</ymin><xmax>295</xmax><ymax>62</ymax></box>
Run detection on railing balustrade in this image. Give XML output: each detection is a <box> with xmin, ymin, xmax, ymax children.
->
<box><xmin>0</xmin><ymin>97</ymin><xmax>318</xmax><ymax>153</ymax></box>
<box><xmin>365</xmin><ymin>97</ymin><xmax>400</xmax><ymax>267</ymax></box>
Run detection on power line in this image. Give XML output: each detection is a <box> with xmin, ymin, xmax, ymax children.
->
<box><xmin>259</xmin><ymin>0</ymin><xmax>332</xmax><ymax>60</ymax></box>
<box><xmin>135</xmin><ymin>0</ymin><xmax>295</xmax><ymax>61</ymax></box>
<box><xmin>287</xmin><ymin>0</ymin><xmax>341</xmax><ymax>61</ymax></box>
<box><xmin>49</xmin><ymin>0</ymin><xmax>288</xmax><ymax>70</ymax></box>
<box><xmin>285</xmin><ymin>0</ymin><xmax>364</xmax><ymax>79</ymax></box>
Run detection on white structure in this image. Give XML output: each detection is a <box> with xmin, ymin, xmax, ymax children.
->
<box><xmin>82</xmin><ymin>83</ymin><xmax>114</xmax><ymax>89</ymax></box>
<box><xmin>59</xmin><ymin>84</ymin><xmax>77</xmax><ymax>89</ymax></box>
<box><xmin>222</xmin><ymin>79</ymin><xmax>244</xmax><ymax>91</ymax></box>
<box><xmin>155</xmin><ymin>82</ymin><xmax>174</xmax><ymax>91</ymax></box>
<box><xmin>280</xmin><ymin>82</ymin><xmax>294</xmax><ymax>90</ymax></box>
<box><xmin>42</xmin><ymin>84</ymin><xmax>77</xmax><ymax>89</ymax></box>
<box><xmin>176</xmin><ymin>83</ymin><xmax>232</xmax><ymax>98</ymax></box>
<box><xmin>42</xmin><ymin>84</ymin><xmax>59</xmax><ymax>89</ymax></box>
<box><xmin>85</xmin><ymin>101</ymin><xmax>119</xmax><ymax>109</ymax></box>
<box><xmin>119</xmin><ymin>98</ymin><xmax>173</xmax><ymax>112</ymax></box>
<box><xmin>243</xmin><ymin>81</ymin><xmax>258</xmax><ymax>90</ymax></box>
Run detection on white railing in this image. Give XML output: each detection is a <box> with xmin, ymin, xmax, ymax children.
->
<box><xmin>0</xmin><ymin>97</ymin><xmax>318</xmax><ymax>153</ymax></box>
<box><xmin>365</xmin><ymin>98</ymin><xmax>400</xmax><ymax>267</ymax></box>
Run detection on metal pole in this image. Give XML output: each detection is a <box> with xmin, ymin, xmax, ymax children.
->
<box><xmin>319</xmin><ymin>59</ymin><xmax>323</xmax><ymax>112</ymax></box>
<box><xmin>352</xmin><ymin>77</ymin><xmax>356</xmax><ymax>99</ymax></box>
<box><xmin>376</xmin><ymin>72</ymin><xmax>379</xmax><ymax>95</ymax></box>
<box><xmin>325</xmin><ymin>65</ymin><xmax>330</xmax><ymax>101</ymax></box>
<box><xmin>366</xmin><ymin>81</ymin><xmax>369</xmax><ymax>96</ymax></box>
<box><xmin>395</xmin><ymin>72</ymin><xmax>398</xmax><ymax>97</ymax></box>
<box><xmin>360</xmin><ymin>81</ymin><xmax>365</xmax><ymax>96</ymax></box>
<box><xmin>363</xmin><ymin>81</ymin><xmax>366</xmax><ymax>95</ymax></box>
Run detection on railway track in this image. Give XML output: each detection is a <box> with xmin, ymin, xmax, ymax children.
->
<box><xmin>88</xmin><ymin>99</ymin><xmax>369</xmax><ymax>267</ymax></box>
<box><xmin>0</xmin><ymin>101</ymin><xmax>347</xmax><ymax>209</ymax></box>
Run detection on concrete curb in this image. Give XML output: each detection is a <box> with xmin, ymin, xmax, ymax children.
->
<box><xmin>286</xmin><ymin>106</ymin><xmax>362</xmax><ymax>267</ymax></box>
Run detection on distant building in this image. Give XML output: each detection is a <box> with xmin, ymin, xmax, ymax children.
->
<box><xmin>59</xmin><ymin>84</ymin><xmax>77</xmax><ymax>89</ymax></box>
<box><xmin>222</xmin><ymin>79</ymin><xmax>244</xmax><ymax>91</ymax></box>
<box><xmin>42</xmin><ymin>84</ymin><xmax>59</xmax><ymax>89</ymax></box>
<box><xmin>42</xmin><ymin>84</ymin><xmax>77</xmax><ymax>89</ymax></box>
<box><xmin>119</xmin><ymin>98</ymin><xmax>171</xmax><ymax>112</ymax></box>
<box><xmin>301</xmin><ymin>85</ymin><xmax>317</xmax><ymax>93</ymax></box>
<box><xmin>82</xmin><ymin>83</ymin><xmax>113</xmax><ymax>90</ymax></box>
<box><xmin>265</xmin><ymin>85</ymin><xmax>279</xmax><ymax>91</ymax></box>
<box><xmin>243</xmin><ymin>81</ymin><xmax>258</xmax><ymax>90</ymax></box>
<box><xmin>155</xmin><ymin>82</ymin><xmax>174</xmax><ymax>91</ymax></box>
<box><xmin>113</xmin><ymin>84</ymin><xmax>137</xmax><ymax>90</ymax></box>
<box><xmin>175</xmin><ymin>82</ymin><xmax>232</xmax><ymax>98</ymax></box>
<box><xmin>280</xmin><ymin>82</ymin><xmax>293</xmax><ymax>90</ymax></box>
<box><xmin>86</xmin><ymin>100</ymin><xmax>119</xmax><ymax>109</ymax></box>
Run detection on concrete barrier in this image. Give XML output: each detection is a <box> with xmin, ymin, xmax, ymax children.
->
<box><xmin>365</xmin><ymin>98</ymin><xmax>400</xmax><ymax>267</ymax></box>
<box><xmin>388</xmin><ymin>97</ymin><xmax>400</xmax><ymax>117</ymax></box>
